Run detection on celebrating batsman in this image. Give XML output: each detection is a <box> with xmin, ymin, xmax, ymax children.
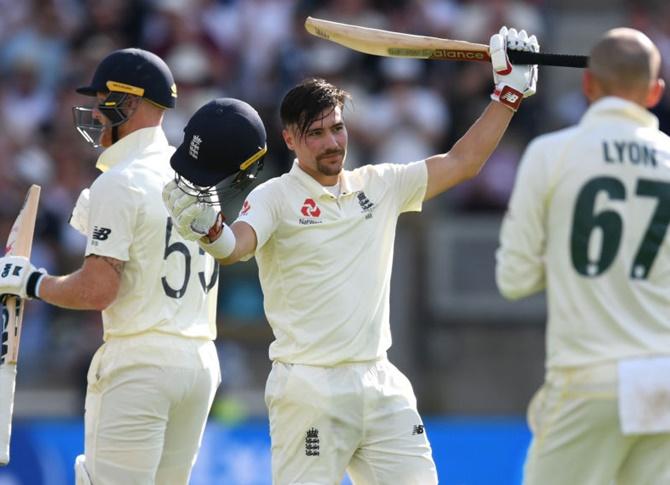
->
<box><xmin>496</xmin><ymin>28</ymin><xmax>670</xmax><ymax>484</ymax></box>
<box><xmin>162</xmin><ymin>26</ymin><xmax>538</xmax><ymax>484</ymax></box>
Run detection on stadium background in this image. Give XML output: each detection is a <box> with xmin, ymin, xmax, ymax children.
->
<box><xmin>0</xmin><ymin>0</ymin><xmax>668</xmax><ymax>483</ymax></box>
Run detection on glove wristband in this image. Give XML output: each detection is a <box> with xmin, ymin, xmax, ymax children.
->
<box><xmin>26</xmin><ymin>271</ymin><xmax>46</xmax><ymax>300</ymax></box>
<box><xmin>491</xmin><ymin>84</ymin><xmax>523</xmax><ymax>111</ymax></box>
<box><xmin>199</xmin><ymin>222</ymin><xmax>236</xmax><ymax>260</ymax></box>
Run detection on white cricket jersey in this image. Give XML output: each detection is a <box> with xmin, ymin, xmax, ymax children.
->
<box><xmin>496</xmin><ymin>97</ymin><xmax>670</xmax><ymax>368</ymax></box>
<box><xmin>83</xmin><ymin>126</ymin><xmax>218</xmax><ymax>340</ymax></box>
<box><xmin>236</xmin><ymin>160</ymin><xmax>427</xmax><ymax>365</ymax></box>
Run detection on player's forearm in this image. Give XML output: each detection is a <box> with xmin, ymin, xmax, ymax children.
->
<box><xmin>38</xmin><ymin>271</ymin><xmax>118</xmax><ymax>310</ymax></box>
<box><xmin>38</xmin><ymin>255</ymin><xmax>122</xmax><ymax>310</ymax></box>
<box><xmin>424</xmin><ymin>102</ymin><xmax>514</xmax><ymax>199</ymax></box>
<box><xmin>450</xmin><ymin>101</ymin><xmax>514</xmax><ymax>177</ymax></box>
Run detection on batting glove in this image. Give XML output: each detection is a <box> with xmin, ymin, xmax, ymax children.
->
<box><xmin>0</xmin><ymin>255</ymin><xmax>47</xmax><ymax>300</ymax></box>
<box><xmin>176</xmin><ymin>203</ymin><xmax>220</xmax><ymax>241</ymax></box>
<box><xmin>490</xmin><ymin>26</ymin><xmax>539</xmax><ymax>111</ymax></box>
<box><xmin>162</xmin><ymin>180</ymin><xmax>221</xmax><ymax>242</ymax></box>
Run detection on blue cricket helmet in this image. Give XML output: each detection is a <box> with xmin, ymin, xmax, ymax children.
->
<box><xmin>73</xmin><ymin>48</ymin><xmax>176</xmax><ymax>147</ymax></box>
<box><xmin>170</xmin><ymin>98</ymin><xmax>267</xmax><ymax>205</ymax></box>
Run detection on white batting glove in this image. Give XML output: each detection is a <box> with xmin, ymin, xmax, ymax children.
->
<box><xmin>162</xmin><ymin>180</ymin><xmax>220</xmax><ymax>241</ymax></box>
<box><xmin>177</xmin><ymin>203</ymin><xmax>220</xmax><ymax>240</ymax></box>
<box><xmin>490</xmin><ymin>26</ymin><xmax>539</xmax><ymax>111</ymax></box>
<box><xmin>0</xmin><ymin>255</ymin><xmax>47</xmax><ymax>300</ymax></box>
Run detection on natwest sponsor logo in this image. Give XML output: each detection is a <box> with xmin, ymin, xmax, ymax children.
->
<box><xmin>299</xmin><ymin>198</ymin><xmax>323</xmax><ymax>225</ymax></box>
<box><xmin>240</xmin><ymin>199</ymin><xmax>251</xmax><ymax>216</ymax></box>
<box><xmin>300</xmin><ymin>198</ymin><xmax>321</xmax><ymax>217</ymax></box>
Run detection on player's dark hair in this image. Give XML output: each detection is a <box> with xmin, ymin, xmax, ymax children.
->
<box><xmin>280</xmin><ymin>78</ymin><xmax>350</xmax><ymax>139</ymax></box>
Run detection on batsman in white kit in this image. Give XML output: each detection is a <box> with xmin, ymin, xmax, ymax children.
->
<box><xmin>162</xmin><ymin>26</ymin><xmax>540</xmax><ymax>484</ymax></box>
<box><xmin>496</xmin><ymin>28</ymin><xmax>670</xmax><ymax>485</ymax></box>
<box><xmin>0</xmin><ymin>48</ymin><xmax>265</xmax><ymax>484</ymax></box>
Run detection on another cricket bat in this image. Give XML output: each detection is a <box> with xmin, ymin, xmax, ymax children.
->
<box><xmin>305</xmin><ymin>17</ymin><xmax>589</xmax><ymax>68</ymax></box>
<box><xmin>0</xmin><ymin>184</ymin><xmax>41</xmax><ymax>465</ymax></box>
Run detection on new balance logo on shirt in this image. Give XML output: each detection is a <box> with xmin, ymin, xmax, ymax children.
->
<box><xmin>92</xmin><ymin>226</ymin><xmax>112</xmax><ymax>241</ymax></box>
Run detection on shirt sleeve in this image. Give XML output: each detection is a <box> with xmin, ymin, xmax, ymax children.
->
<box><xmin>234</xmin><ymin>181</ymin><xmax>281</xmax><ymax>252</ymax></box>
<box><xmin>84</xmin><ymin>172</ymin><xmax>139</xmax><ymax>261</ymax></box>
<box><xmin>379</xmin><ymin>160</ymin><xmax>428</xmax><ymax>214</ymax></box>
<box><xmin>495</xmin><ymin>139</ymin><xmax>548</xmax><ymax>300</ymax></box>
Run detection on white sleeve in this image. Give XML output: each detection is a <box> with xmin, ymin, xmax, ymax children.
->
<box><xmin>495</xmin><ymin>139</ymin><xmax>548</xmax><ymax>300</ymax></box>
<box><xmin>84</xmin><ymin>173</ymin><xmax>139</xmax><ymax>261</ymax></box>
<box><xmin>69</xmin><ymin>188</ymin><xmax>90</xmax><ymax>235</ymax></box>
<box><xmin>376</xmin><ymin>161</ymin><xmax>428</xmax><ymax>214</ymax></box>
<box><xmin>234</xmin><ymin>182</ymin><xmax>281</xmax><ymax>252</ymax></box>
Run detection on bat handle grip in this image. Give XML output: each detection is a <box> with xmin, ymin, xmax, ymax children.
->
<box><xmin>508</xmin><ymin>50</ymin><xmax>589</xmax><ymax>68</ymax></box>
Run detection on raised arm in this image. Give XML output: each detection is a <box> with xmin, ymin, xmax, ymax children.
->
<box><xmin>424</xmin><ymin>27</ymin><xmax>539</xmax><ymax>201</ymax></box>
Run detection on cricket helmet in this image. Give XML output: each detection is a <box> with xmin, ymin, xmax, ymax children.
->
<box><xmin>170</xmin><ymin>98</ymin><xmax>267</xmax><ymax>206</ymax></box>
<box><xmin>73</xmin><ymin>48</ymin><xmax>177</xmax><ymax>146</ymax></box>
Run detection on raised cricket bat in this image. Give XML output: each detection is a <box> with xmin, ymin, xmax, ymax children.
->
<box><xmin>305</xmin><ymin>17</ymin><xmax>588</xmax><ymax>68</ymax></box>
<box><xmin>0</xmin><ymin>184</ymin><xmax>41</xmax><ymax>465</ymax></box>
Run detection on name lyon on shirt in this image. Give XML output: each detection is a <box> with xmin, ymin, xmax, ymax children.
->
<box><xmin>603</xmin><ymin>140</ymin><xmax>657</xmax><ymax>167</ymax></box>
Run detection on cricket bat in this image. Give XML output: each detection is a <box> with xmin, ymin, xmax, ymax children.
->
<box><xmin>305</xmin><ymin>17</ymin><xmax>589</xmax><ymax>68</ymax></box>
<box><xmin>0</xmin><ymin>184</ymin><xmax>41</xmax><ymax>465</ymax></box>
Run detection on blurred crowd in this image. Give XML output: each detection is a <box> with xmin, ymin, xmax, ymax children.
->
<box><xmin>1</xmin><ymin>0</ymin><xmax>669</xmax><ymax>409</ymax></box>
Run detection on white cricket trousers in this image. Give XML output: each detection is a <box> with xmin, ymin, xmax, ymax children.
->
<box><xmin>83</xmin><ymin>334</ymin><xmax>220</xmax><ymax>485</ymax></box>
<box><xmin>523</xmin><ymin>362</ymin><xmax>670</xmax><ymax>485</ymax></box>
<box><xmin>265</xmin><ymin>359</ymin><xmax>438</xmax><ymax>485</ymax></box>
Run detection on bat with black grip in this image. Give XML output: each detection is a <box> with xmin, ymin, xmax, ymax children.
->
<box><xmin>306</xmin><ymin>17</ymin><xmax>589</xmax><ymax>68</ymax></box>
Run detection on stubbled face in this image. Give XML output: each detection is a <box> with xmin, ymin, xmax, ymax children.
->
<box><xmin>283</xmin><ymin>105</ymin><xmax>348</xmax><ymax>185</ymax></box>
<box><xmin>93</xmin><ymin>92</ymin><xmax>138</xmax><ymax>147</ymax></box>
<box><xmin>94</xmin><ymin>92</ymin><xmax>114</xmax><ymax>148</ymax></box>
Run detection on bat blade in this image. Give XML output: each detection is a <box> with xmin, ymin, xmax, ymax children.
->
<box><xmin>0</xmin><ymin>184</ymin><xmax>41</xmax><ymax>466</ymax></box>
<box><xmin>305</xmin><ymin>17</ymin><xmax>588</xmax><ymax>68</ymax></box>
<box><xmin>306</xmin><ymin>16</ymin><xmax>490</xmax><ymax>62</ymax></box>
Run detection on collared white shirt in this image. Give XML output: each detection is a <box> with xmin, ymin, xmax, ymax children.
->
<box><xmin>81</xmin><ymin>126</ymin><xmax>218</xmax><ymax>340</ymax></box>
<box><xmin>496</xmin><ymin>97</ymin><xmax>670</xmax><ymax>368</ymax></box>
<box><xmin>236</xmin><ymin>160</ymin><xmax>427</xmax><ymax>365</ymax></box>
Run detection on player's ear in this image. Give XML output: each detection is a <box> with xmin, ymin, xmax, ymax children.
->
<box><xmin>282</xmin><ymin>128</ymin><xmax>295</xmax><ymax>151</ymax></box>
<box><xmin>582</xmin><ymin>70</ymin><xmax>598</xmax><ymax>102</ymax></box>
<box><xmin>644</xmin><ymin>77</ymin><xmax>665</xmax><ymax>108</ymax></box>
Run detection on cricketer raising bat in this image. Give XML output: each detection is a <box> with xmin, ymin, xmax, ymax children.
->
<box><xmin>0</xmin><ymin>184</ymin><xmax>41</xmax><ymax>465</ymax></box>
<box><xmin>305</xmin><ymin>17</ymin><xmax>589</xmax><ymax>68</ymax></box>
